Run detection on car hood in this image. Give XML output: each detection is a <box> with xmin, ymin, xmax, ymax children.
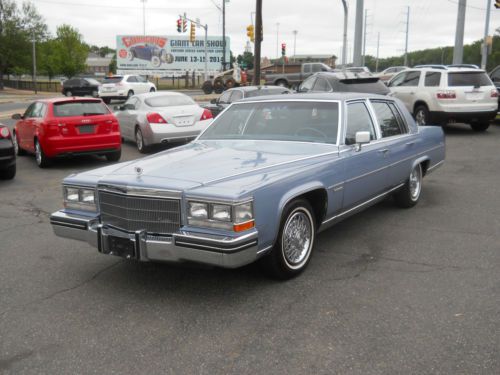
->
<box><xmin>66</xmin><ymin>140</ymin><xmax>339</xmax><ymax>194</ymax></box>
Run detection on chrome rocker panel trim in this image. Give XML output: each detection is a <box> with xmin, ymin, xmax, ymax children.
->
<box><xmin>50</xmin><ymin>210</ymin><xmax>259</xmax><ymax>269</ymax></box>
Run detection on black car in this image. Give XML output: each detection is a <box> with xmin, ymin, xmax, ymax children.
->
<box><xmin>0</xmin><ymin>124</ymin><xmax>16</xmax><ymax>180</ymax></box>
<box><xmin>61</xmin><ymin>77</ymin><xmax>101</xmax><ymax>97</ymax></box>
<box><xmin>297</xmin><ymin>71</ymin><xmax>390</xmax><ymax>95</ymax></box>
<box><xmin>489</xmin><ymin>65</ymin><xmax>500</xmax><ymax>112</ymax></box>
<box><xmin>205</xmin><ymin>86</ymin><xmax>293</xmax><ymax>117</ymax></box>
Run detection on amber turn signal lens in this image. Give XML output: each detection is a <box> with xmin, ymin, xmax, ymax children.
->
<box><xmin>233</xmin><ymin>220</ymin><xmax>255</xmax><ymax>232</ymax></box>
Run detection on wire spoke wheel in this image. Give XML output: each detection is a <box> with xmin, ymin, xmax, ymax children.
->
<box><xmin>282</xmin><ymin>209</ymin><xmax>313</xmax><ymax>270</ymax></box>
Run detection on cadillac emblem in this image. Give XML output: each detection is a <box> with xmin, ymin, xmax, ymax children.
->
<box><xmin>135</xmin><ymin>166</ymin><xmax>143</xmax><ymax>176</ymax></box>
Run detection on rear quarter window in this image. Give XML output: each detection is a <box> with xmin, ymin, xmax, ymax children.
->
<box><xmin>53</xmin><ymin>101</ymin><xmax>109</xmax><ymax>117</ymax></box>
<box><xmin>448</xmin><ymin>72</ymin><xmax>492</xmax><ymax>87</ymax></box>
<box><xmin>424</xmin><ymin>72</ymin><xmax>441</xmax><ymax>87</ymax></box>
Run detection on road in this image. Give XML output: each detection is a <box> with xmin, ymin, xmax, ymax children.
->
<box><xmin>0</xmin><ymin>109</ymin><xmax>499</xmax><ymax>374</ymax></box>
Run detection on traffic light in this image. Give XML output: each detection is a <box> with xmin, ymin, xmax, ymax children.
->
<box><xmin>246</xmin><ymin>25</ymin><xmax>255</xmax><ymax>43</ymax></box>
<box><xmin>182</xmin><ymin>17</ymin><xmax>187</xmax><ymax>33</ymax></box>
<box><xmin>281</xmin><ymin>43</ymin><xmax>286</xmax><ymax>57</ymax></box>
<box><xmin>495</xmin><ymin>0</ymin><xmax>500</xmax><ymax>9</ymax></box>
<box><xmin>189</xmin><ymin>22</ymin><xmax>196</xmax><ymax>43</ymax></box>
<box><xmin>177</xmin><ymin>18</ymin><xmax>182</xmax><ymax>33</ymax></box>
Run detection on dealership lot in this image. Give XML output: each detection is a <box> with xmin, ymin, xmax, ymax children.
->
<box><xmin>0</xmin><ymin>110</ymin><xmax>499</xmax><ymax>374</ymax></box>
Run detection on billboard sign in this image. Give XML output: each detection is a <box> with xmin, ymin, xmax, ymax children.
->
<box><xmin>116</xmin><ymin>35</ymin><xmax>230</xmax><ymax>75</ymax></box>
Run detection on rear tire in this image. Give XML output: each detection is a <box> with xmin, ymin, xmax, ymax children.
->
<box><xmin>260</xmin><ymin>199</ymin><xmax>316</xmax><ymax>280</ymax></box>
<box><xmin>34</xmin><ymin>139</ymin><xmax>51</xmax><ymax>168</ymax></box>
<box><xmin>65</xmin><ymin>90</ymin><xmax>72</xmax><ymax>97</ymax></box>
<box><xmin>202</xmin><ymin>80</ymin><xmax>213</xmax><ymax>94</ymax></box>
<box><xmin>106</xmin><ymin>149</ymin><xmax>121</xmax><ymax>162</ymax></box>
<box><xmin>127</xmin><ymin>90</ymin><xmax>134</xmax><ymax>99</ymax></box>
<box><xmin>394</xmin><ymin>164</ymin><xmax>423</xmax><ymax>208</ymax></box>
<box><xmin>149</xmin><ymin>87</ymin><xmax>156</xmax><ymax>92</ymax></box>
<box><xmin>470</xmin><ymin>121</ymin><xmax>490</xmax><ymax>132</ymax></box>
<box><xmin>0</xmin><ymin>164</ymin><xmax>16</xmax><ymax>180</ymax></box>
<box><xmin>414</xmin><ymin>105</ymin><xmax>429</xmax><ymax>126</ymax></box>
<box><xmin>135</xmin><ymin>127</ymin><xmax>150</xmax><ymax>153</ymax></box>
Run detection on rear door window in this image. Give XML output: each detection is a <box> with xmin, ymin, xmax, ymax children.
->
<box><xmin>127</xmin><ymin>76</ymin><xmax>138</xmax><ymax>83</ymax></box>
<box><xmin>370</xmin><ymin>101</ymin><xmax>404</xmax><ymax>137</ymax></box>
<box><xmin>448</xmin><ymin>72</ymin><xmax>492</xmax><ymax>87</ymax></box>
<box><xmin>345</xmin><ymin>102</ymin><xmax>376</xmax><ymax>145</ymax></box>
<box><xmin>53</xmin><ymin>101</ymin><xmax>109</xmax><ymax>117</ymax></box>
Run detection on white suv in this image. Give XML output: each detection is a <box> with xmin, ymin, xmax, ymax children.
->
<box><xmin>98</xmin><ymin>75</ymin><xmax>156</xmax><ymax>103</ymax></box>
<box><xmin>388</xmin><ymin>67</ymin><xmax>498</xmax><ymax>131</ymax></box>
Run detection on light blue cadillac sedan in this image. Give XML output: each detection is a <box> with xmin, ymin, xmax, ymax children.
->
<box><xmin>50</xmin><ymin>93</ymin><xmax>445</xmax><ymax>279</ymax></box>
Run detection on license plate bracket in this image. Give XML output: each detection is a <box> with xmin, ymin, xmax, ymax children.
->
<box><xmin>107</xmin><ymin>235</ymin><xmax>136</xmax><ymax>259</ymax></box>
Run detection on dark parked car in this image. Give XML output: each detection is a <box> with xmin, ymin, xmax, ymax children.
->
<box><xmin>297</xmin><ymin>72</ymin><xmax>390</xmax><ymax>95</ymax></box>
<box><xmin>62</xmin><ymin>78</ymin><xmax>101</xmax><ymax>97</ymax></box>
<box><xmin>129</xmin><ymin>44</ymin><xmax>168</xmax><ymax>68</ymax></box>
<box><xmin>489</xmin><ymin>65</ymin><xmax>500</xmax><ymax>112</ymax></box>
<box><xmin>0</xmin><ymin>124</ymin><xmax>16</xmax><ymax>180</ymax></box>
<box><xmin>204</xmin><ymin>86</ymin><xmax>292</xmax><ymax>117</ymax></box>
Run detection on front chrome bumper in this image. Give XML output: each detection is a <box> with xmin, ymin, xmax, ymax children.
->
<box><xmin>50</xmin><ymin>210</ymin><xmax>260</xmax><ymax>268</ymax></box>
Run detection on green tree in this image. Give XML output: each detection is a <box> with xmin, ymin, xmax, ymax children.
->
<box><xmin>236</xmin><ymin>51</ymin><xmax>254</xmax><ymax>70</ymax></box>
<box><xmin>52</xmin><ymin>24</ymin><xmax>88</xmax><ymax>78</ymax></box>
<box><xmin>109</xmin><ymin>54</ymin><xmax>117</xmax><ymax>74</ymax></box>
<box><xmin>38</xmin><ymin>39</ymin><xmax>59</xmax><ymax>81</ymax></box>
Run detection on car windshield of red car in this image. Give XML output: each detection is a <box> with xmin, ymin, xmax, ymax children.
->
<box><xmin>53</xmin><ymin>101</ymin><xmax>109</xmax><ymax>117</ymax></box>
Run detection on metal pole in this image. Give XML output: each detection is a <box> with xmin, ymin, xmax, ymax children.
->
<box><xmin>404</xmin><ymin>6</ymin><xmax>410</xmax><ymax>67</ymax></box>
<box><xmin>253</xmin><ymin>0</ymin><xmax>262</xmax><ymax>85</ymax></box>
<box><xmin>480</xmin><ymin>0</ymin><xmax>491</xmax><ymax>69</ymax></box>
<box><xmin>341</xmin><ymin>0</ymin><xmax>348</xmax><ymax>66</ymax></box>
<box><xmin>375</xmin><ymin>32</ymin><xmax>380</xmax><ymax>72</ymax></box>
<box><xmin>204</xmin><ymin>25</ymin><xmax>208</xmax><ymax>81</ymax></box>
<box><xmin>293</xmin><ymin>30</ymin><xmax>298</xmax><ymax>61</ymax></box>
<box><xmin>222</xmin><ymin>0</ymin><xmax>226</xmax><ymax>70</ymax></box>
<box><xmin>453</xmin><ymin>0</ymin><xmax>466</xmax><ymax>64</ymax></box>
<box><xmin>353</xmin><ymin>0</ymin><xmax>363</xmax><ymax>66</ymax></box>
<box><xmin>362</xmin><ymin>9</ymin><xmax>368</xmax><ymax>66</ymax></box>
<box><xmin>276</xmin><ymin>22</ymin><xmax>280</xmax><ymax>59</ymax></box>
<box><xmin>32</xmin><ymin>35</ymin><xmax>37</xmax><ymax>94</ymax></box>
<box><xmin>141</xmin><ymin>0</ymin><xmax>146</xmax><ymax>35</ymax></box>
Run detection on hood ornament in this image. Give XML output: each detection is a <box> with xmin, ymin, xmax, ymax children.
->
<box><xmin>135</xmin><ymin>166</ymin><xmax>143</xmax><ymax>176</ymax></box>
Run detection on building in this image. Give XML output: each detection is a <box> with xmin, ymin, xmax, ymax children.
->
<box><xmin>289</xmin><ymin>54</ymin><xmax>337</xmax><ymax>67</ymax></box>
<box><xmin>85</xmin><ymin>53</ymin><xmax>113</xmax><ymax>76</ymax></box>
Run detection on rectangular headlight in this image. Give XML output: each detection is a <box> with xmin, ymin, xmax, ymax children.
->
<box><xmin>188</xmin><ymin>202</ymin><xmax>208</xmax><ymax>219</ymax></box>
<box><xmin>211</xmin><ymin>204</ymin><xmax>231</xmax><ymax>222</ymax></box>
<box><xmin>63</xmin><ymin>186</ymin><xmax>97</xmax><ymax>212</ymax></box>
<box><xmin>234</xmin><ymin>202</ymin><xmax>253</xmax><ymax>223</ymax></box>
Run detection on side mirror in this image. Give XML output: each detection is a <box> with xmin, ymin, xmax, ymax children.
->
<box><xmin>11</xmin><ymin>113</ymin><xmax>22</xmax><ymax>120</ymax></box>
<box><xmin>354</xmin><ymin>131</ymin><xmax>371</xmax><ymax>151</ymax></box>
<box><xmin>210</xmin><ymin>98</ymin><xmax>217</xmax><ymax>104</ymax></box>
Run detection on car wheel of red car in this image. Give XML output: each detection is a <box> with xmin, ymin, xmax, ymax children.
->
<box><xmin>261</xmin><ymin>198</ymin><xmax>316</xmax><ymax>280</ymax></box>
<box><xmin>12</xmin><ymin>131</ymin><xmax>26</xmax><ymax>156</ymax></box>
<box><xmin>105</xmin><ymin>149</ymin><xmax>121</xmax><ymax>162</ymax></box>
<box><xmin>34</xmin><ymin>139</ymin><xmax>51</xmax><ymax>168</ymax></box>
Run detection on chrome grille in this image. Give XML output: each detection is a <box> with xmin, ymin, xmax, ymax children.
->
<box><xmin>98</xmin><ymin>191</ymin><xmax>181</xmax><ymax>234</ymax></box>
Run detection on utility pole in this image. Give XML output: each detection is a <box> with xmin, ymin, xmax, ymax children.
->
<box><xmin>293</xmin><ymin>30</ymin><xmax>298</xmax><ymax>61</ymax></box>
<box><xmin>353</xmin><ymin>0</ymin><xmax>363</xmax><ymax>66</ymax></box>
<box><xmin>140</xmin><ymin>0</ymin><xmax>146</xmax><ymax>35</ymax></box>
<box><xmin>32</xmin><ymin>33</ymin><xmax>37</xmax><ymax>94</ymax></box>
<box><xmin>403</xmin><ymin>6</ymin><xmax>410</xmax><ymax>66</ymax></box>
<box><xmin>253</xmin><ymin>0</ymin><xmax>262</xmax><ymax>85</ymax></box>
<box><xmin>222</xmin><ymin>0</ymin><xmax>226</xmax><ymax>71</ymax></box>
<box><xmin>180</xmin><ymin>14</ymin><xmax>208</xmax><ymax>81</ymax></box>
<box><xmin>480</xmin><ymin>0</ymin><xmax>491</xmax><ymax>69</ymax></box>
<box><xmin>276</xmin><ymin>22</ymin><xmax>280</xmax><ymax>59</ymax></box>
<box><xmin>375</xmin><ymin>32</ymin><xmax>380</xmax><ymax>72</ymax></box>
<box><xmin>453</xmin><ymin>0</ymin><xmax>466</xmax><ymax>64</ymax></box>
<box><xmin>362</xmin><ymin>9</ymin><xmax>368</xmax><ymax>66</ymax></box>
<box><xmin>341</xmin><ymin>0</ymin><xmax>348</xmax><ymax>66</ymax></box>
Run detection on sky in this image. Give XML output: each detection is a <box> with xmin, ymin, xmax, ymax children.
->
<box><xmin>25</xmin><ymin>0</ymin><xmax>500</xmax><ymax>62</ymax></box>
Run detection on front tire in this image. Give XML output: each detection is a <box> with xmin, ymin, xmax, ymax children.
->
<box><xmin>65</xmin><ymin>90</ymin><xmax>72</xmax><ymax>97</ymax></box>
<box><xmin>261</xmin><ymin>199</ymin><xmax>316</xmax><ymax>279</ymax></box>
<box><xmin>414</xmin><ymin>105</ymin><xmax>429</xmax><ymax>126</ymax></box>
<box><xmin>127</xmin><ymin>90</ymin><xmax>134</xmax><ymax>99</ymax></box>
<box><xmin>394</xmin><ymin>164</ymin><xmax>423</xmax><ymax>208</ymax></box>
<box><xmin>470</xmin><ymin>121</ymin><xmax>490</xmax><ymax>132</ymax></box>
<box><xmin>0</xmin><ymin>164</ymin><xmax>16</xmax><ymax>180</ymax></box>
<box><xmin>275</xmin><ymin>80</ymin><xmax>288</xmax><ymax>88</ymax></box>
<box><xmin>149</xmin><ymin>87</ymin><xmax>156</xmax><ymax>92</ymax></box>
<box><xmin>34</xmin><ymin>139</ymin><xmax>51</xmax><ymax>168</ymax></box>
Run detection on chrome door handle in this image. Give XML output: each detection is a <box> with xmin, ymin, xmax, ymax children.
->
<box><xmin>378</xmin><ymin>148</ymin><xmax>389</xmax><ymax>154</ymax></box>
<box><xmin>405</xmin><ymin>141</ymin><xmax>415</xmax><ymax>146</ymax></box>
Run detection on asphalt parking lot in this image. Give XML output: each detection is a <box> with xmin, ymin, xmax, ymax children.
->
<box><xmin>0</xmin><ymin>110</ymin><xmax>499</xmax><ymax>374</ymax></box>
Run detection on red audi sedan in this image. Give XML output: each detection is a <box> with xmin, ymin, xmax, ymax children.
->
<box><xmin>12</xmin><ymin>97</ymin><xmax>121</xmax><ymax>167</ymax></box>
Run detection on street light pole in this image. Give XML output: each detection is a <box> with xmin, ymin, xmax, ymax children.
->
<box><xmin>276</xmin><ymin>22</ymin><xmax>280</xmax><ymax>59</ymax></box>
<box><xmin>32</xmin><ymin>33</ymin><xmax>37</xmax><ymax>94</ymax></box>
<box><xmin>253</xmin><ymin>0</ymin><xmax>262</xmax><ymax>85</ymax></box>
<box><xmin>341</xmin><ymin>0</ymin><xmax>348</xmax><ymax>67</ymax></box>
<box><xmin>293</xmin><ymin>30</ymin><xmax>298</xmax><ymax>61</ymax></box>
<box><xmin>480</xmin><ymin>0</ymin><xmax>491</xmax><ymax>69</ymax></box>
<box><xmin>222</xmin><ymin>0</ymin><xmax>226</xmax><ymax>71</ymax></box>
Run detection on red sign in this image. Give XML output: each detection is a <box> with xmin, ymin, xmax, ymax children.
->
<box><xmin>121</xmin><ymin>36</ymin><xmax>167</xmax><ymax>48</ymax></box>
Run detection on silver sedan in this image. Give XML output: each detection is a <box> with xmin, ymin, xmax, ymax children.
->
<box><xmin>113</xmin><ymin>91</ymin><xmax>213</xmax><ymax>153</ymax></box>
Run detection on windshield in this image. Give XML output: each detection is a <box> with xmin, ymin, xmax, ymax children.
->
<box><xmin>103</xmin><ymin>76</ymin><xmax>123</xmax><ymax>84</ymax></box>
<box><xmin>246</xmin><ymin>88</ymin><xmax>291</xmax><ymax>97</ymax></box>
<box><xmin>144</xmin><ymin>95</ymin><xmax>195</xmax><ymax>107</ymax></box>
<box><xmin>448</xmin><ymin>72</ymin><xmax>492</xmax><ymax>87</ymax></box>
<box><xmin>337</xmin><ymin>79</ymin><xmax>389</xmax><ymax>95</ymax></box>
<box><xmin>53</xmin><ymin>101</ymin><xmax>109</xmax><ymax>117</ymax></box>
<box><xmin>199</xmin><ymin>101</ymin><xmax>339</xmax><ymax>144</ymax></box>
